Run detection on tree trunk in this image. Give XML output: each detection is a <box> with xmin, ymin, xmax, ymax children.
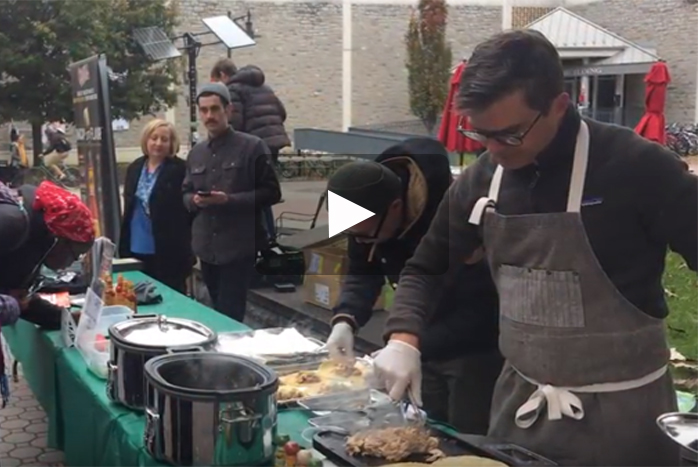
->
<box><xmin>31</xmin><ymin>122</ymin><xmax>43</xmax><ymax>167</ymax></box>
<box><xmin>422</xmin><ymin>116</ymin><xmax>436</xmax><ymax>135</ymax></box>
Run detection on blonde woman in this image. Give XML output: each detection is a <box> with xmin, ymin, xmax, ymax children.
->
<box><xmin>118</xmin><ymin>119</ymin><xmax>193</xmax><ymax>293</ymax></box>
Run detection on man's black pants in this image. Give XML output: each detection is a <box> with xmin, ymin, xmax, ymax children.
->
<box><xmin>200</xmin><ymin>257</ymin><xmax>256</xmax><ymax>322</ymax></box>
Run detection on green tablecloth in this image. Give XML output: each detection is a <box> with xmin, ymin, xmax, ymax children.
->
<box><xmin>3</xmin><ymin>271</ymin><xmax>315</xmax><ymax>466</ymax></box>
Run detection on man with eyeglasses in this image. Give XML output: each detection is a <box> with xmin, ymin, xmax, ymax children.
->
<box><xmin>371</xmin><ymin>30</ymin><xmax>697</xmax><ymax>465</ymax></box>
<box><xmin>324</xmin><ymin>137</ymin><xmax>502</xmax><ymax>434</ymax></box>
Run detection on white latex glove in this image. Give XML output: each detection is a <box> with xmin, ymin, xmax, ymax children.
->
<box><xmin>371</xmin><ymin>340</ymin><xmax>423</xmax><ymax>406</ymax></box>
<box><xmin>325</xmin><ymin>322</ymin><xmax>355</xmax><ymax>362</ymax></box>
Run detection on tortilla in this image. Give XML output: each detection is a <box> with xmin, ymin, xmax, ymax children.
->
<box><xmin>434</xmin><ymin>455</ymin><xmax>507</xmax><ymax>466</ymax></box>
<box><xmin>387</xmin><ymin>456</ymin><xmax>506</xmax><ymax>466</ymax></box>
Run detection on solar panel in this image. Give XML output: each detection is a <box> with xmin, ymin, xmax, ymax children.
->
<box><xmin>202</xmin><ymin>16</ymin><xmax>256</xmax><ymax>50</ymax></box>
<box><xmin>133</xmin><ymin>27</ymin><xmax>181</xmax><ymax>61</ymax></box>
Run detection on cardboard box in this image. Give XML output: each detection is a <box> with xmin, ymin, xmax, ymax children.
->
<box><xmin>302</xmin><ymin>235</ymin><xmax>386</xmax><ymax>311</ymax></box>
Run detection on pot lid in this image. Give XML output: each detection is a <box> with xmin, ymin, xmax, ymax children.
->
<box><xmin>112</xmin><ymin>315</ymin><xmax>215</xmax><ymax>348</ymax></box>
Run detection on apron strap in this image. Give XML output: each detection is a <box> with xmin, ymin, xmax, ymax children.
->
<box><xmin>468</xmin><ymin>165</ymin><xmax>504</xmax><ymax>226</ymax></box>
<box><xmin>566</xmin><ymin>121</ymin><xmax>590</xmax><ymax>213</ymax></box>
<box><xmin>514</xmin><ymin>364</ymin><xmax>668</xmax><ymax>429</ymax></box>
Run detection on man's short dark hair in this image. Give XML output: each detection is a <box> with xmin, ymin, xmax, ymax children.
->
<box><xmin>210</xmin><ymin>58</ymin><xmax>238</xmax><ymax>80</ymax></box>
<box><xmin>457</xmin><ymin>30</ymin><xmax>564</xmax><ymax>114</ymax></box>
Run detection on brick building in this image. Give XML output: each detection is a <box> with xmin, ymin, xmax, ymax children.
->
<box><xmin>1</xmin><ymin>0</ymin><xmax>696</xmax><ymax>163</ymax></box>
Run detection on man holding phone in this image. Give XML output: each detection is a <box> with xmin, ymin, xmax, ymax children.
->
<box><xmin>183</xmin><ymin>83</ymin><xmax>282</xmax><ymax>321</ymax></box>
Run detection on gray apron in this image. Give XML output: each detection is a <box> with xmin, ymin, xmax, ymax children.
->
<box><xmin>469</xmin><ymin>121</ymin><xmax>679</xmax><ymax>466</ymax></box>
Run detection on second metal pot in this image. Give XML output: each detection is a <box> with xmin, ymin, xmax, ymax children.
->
<box><xmin>106</xmin><ymin>314</ymin><xmax>218</xmax><ymax>410</ymax></box>
<box><xmin>143</xmin><ymin>350</ymin><xmax>279</xmax><ymax>466</ymax></box>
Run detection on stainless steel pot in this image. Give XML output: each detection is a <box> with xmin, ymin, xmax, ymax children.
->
<box><xmin>657</xmin><ymin>412</ymin><xmax>698</xmax><ymax>466</ymax></box>
<box><xmin>143</xmin><ymin>350</ymin><xmax>279</xmax><ymax>466</ymax></box>
<box><xmin>107</xmin><ymin>314</ymin><xmax>217</xmax><ymax>410</ymax></box>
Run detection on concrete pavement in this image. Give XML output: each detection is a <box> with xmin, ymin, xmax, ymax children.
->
<box><xmin>0</xmin><ymin>366</ymin><xmax>64</xmax><ymax>467</ymax></box>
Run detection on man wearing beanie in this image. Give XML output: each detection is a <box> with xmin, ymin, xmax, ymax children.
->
<box><xmin>183</xmin><ymin>83</ymin><xmax>281</xmax><ymax>322</ymax></box>
<box><xmin>325</xmin><ymin>138</ymin><xmax>502</xmax><ymax>434</ymax></box>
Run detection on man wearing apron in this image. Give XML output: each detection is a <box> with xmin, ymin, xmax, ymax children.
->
<box><xmin>371</xmin><ymin>30</ymin><xmax>697</xmax><ymax>466</ymax></box>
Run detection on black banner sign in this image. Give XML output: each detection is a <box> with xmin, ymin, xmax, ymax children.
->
<box><xmin>69</xmin><ymin>55</ymin><xmax>121</xmax><ymax>244</ymax></box>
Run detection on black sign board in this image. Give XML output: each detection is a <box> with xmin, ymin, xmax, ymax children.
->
<box><xmin>68</xmin><ymin>55</ymin><xmax>121</xmax><ymax>245</ymax></box>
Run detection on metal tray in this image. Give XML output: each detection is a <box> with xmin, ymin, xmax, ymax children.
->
<box><xmin>302</xmin><ymin>389</ymin><xmax>393</xmax><ymax>414</ymax></box>
<box><xmin>216</xmin><ymin>327</ymin><xmax>326</xmax><ymax>364</ymax></box>
<box><xmin>657</xmin><ymin>412</ymin><xmax>698</xmax><ymax>454</ymax></box>
<box><xmin>309</xmin><ymin>412</ymin><xmax>372</xmax><ymax>433</ymax></box>
<box><xmin>275</xmin><ymin>358</ymin><xmax>372</xmax><ymax>407</ymax></box>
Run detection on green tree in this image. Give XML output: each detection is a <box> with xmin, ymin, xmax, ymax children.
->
<box><xmin>405</xmin><ymin>0</ymin><xmax>453</xmax><ymax>133</ymax></box>
<box><xmin>0</xmin><ymin>0</ymin><xmax>180</xmax><ymax>163</ymax></box>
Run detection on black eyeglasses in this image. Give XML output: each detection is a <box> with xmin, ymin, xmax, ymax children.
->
<box><xmin>348</xmin><ymin>210</ymin><xmax>387</xmax><ymax>241</ymax></box>
<box><xmin>458</xmin><ymin>113</ymin><xmax>542</xmax><ymax>147</ymax></box>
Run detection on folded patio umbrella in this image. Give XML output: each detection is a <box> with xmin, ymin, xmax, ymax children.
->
<box><xmin>635</xmin><ymin>61</ymin><xmax>671</xmax><ymax>145</ymax></box>
<box><xmin>437</xmin><ymin>61</ymin><xmax>483</xmax><ymax>154</ymax></box>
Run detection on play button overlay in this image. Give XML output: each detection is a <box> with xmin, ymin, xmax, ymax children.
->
<box><xmin>327</xmin><ymin>191</ymin><xmax>375</xmax><ymax>237</ymax></box>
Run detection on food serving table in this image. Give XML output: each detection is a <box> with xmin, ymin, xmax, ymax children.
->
<box><xmin>3</xmin><ymin>271</ymin><xmax>326</xmax><ymax>466</ymax></box>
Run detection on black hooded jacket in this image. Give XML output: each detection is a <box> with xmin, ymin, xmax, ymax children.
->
<box><xmin>226</xmin><ymin>66</ymin><xmax>291</xmax><ymax>152</ymax></box>
<box><xmin>331</xmin><ymin>138</ymin><xmax>500</xmax><ymax>361</ymax></box>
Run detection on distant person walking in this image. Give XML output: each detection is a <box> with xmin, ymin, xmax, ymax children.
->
<box><xmin>8</xmin><ymin>128</ymin><xmax>28</xmax><ymax>187</ymax></box>
<box><xmin>210</xmin><ymin>58</ymin><xmax>290</xmax><ymax>241</ymax></box>
<box><xmin>42</xmin><ymin>123</ymin><xmax>72</xmax><ymax>181</ymax></box>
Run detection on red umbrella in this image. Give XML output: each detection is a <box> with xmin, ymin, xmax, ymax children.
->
<box><xmin>437</xmin><ymin>61</ymin><xmax>483</xmax><ymax>154</ymax></box>
<box><xmin>634</xmin><ymin>61</ymin><xmax>671</xmax><ymax>145</ymax></box>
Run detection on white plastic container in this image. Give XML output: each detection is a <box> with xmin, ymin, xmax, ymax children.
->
<box><xmin>80</xmin><ymin>305</ymin><xmax>133</xmax><ymax>379</ymax></box>
<box><xmin>96</xmin><ymin>305</ymin><xmax>134</xmax><ymax>336</ymax></box>
<box><xmin>86</xmin><ymin>344</ymin><xmax>110</xmax><ymax>379</ymax></box>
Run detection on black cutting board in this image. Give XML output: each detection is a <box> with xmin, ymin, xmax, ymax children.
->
<box><xmin>313</xmin><ymin>428</ymin><xmax>557</xmax><ymax>467</ymax></box>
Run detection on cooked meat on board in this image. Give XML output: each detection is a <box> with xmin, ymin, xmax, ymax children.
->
<box><xmin>345</xmin><ymin>426</ymin><xmax>445</xmax><ymax>462</ymax></box>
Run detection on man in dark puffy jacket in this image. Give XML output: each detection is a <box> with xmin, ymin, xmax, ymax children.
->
<box><xmin>210</xmin><ymin>59</ymin><xmax>290</xmax><ymax>162</ymax></box>
<box><xmin>211</xmin><ymin>59</ymin><xmax>289</xmax><ymax>241</ymax></box>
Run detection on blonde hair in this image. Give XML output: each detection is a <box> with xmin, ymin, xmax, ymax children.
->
<box><xmin>140</xmin><ymin>119</ymin><xmax>180</xmax><ymax>157</ymax></box>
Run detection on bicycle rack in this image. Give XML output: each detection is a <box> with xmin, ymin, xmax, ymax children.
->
<box><xmin>274</xmin><ymin>190</ymin><xmax>327</xmax><ymax>240</ymax></box>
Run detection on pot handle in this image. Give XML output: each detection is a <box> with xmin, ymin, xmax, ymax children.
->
<box><xmin>166</xmin><ymin>346</ymin><xmax>205</xmax><ymax>354</ymax></box>
<box><xmin>220</xmin><ymin>412</ymin><xmax>263</xmax><ymax>448</ymax></box>
<box><xmin>133</xmin><ymin>313</ymin><xmax>159</xmax><ymax>320</ymax></box>
<box><xmin>144</xmin><ymin>406</ymin><xmax>161</xmax><ymax>456</ymax></box>
<box><xmin>106</xmin><ymin>362</ymin><xmax>118</xmax><ymax>402</ymax></box>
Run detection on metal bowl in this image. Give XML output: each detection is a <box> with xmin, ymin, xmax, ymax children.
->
<box><xmin>657</xmin><ymin>412</ymin><xmax>698</xmax><ymax>454</ymax></box>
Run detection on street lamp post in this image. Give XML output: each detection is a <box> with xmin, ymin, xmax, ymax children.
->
<box><xmin>502</xmin><ymin>0</ymin><xmax>513</xmax><ymax>31</ymax></box>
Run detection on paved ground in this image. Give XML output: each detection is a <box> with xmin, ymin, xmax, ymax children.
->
<box><xmin>0</xmin><ymin>368</ymin><xmax>64</xmax><ymax>467</ymax></box>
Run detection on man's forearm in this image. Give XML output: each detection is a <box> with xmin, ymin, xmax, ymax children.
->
<box><xmin>384</xmin><ymin>274</ymin><xmax>442</xmax><ymax>341</ymax></box>
<box><xmin>332</xmin><ymin>274</ymin><xmax>384</xmax><ymax>329</ymax></box>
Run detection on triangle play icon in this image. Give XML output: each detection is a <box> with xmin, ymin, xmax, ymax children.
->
<box><xmin>327</xmin><ymin>191</ymin><xmax>376</xmax><ymax>237</ymax></box>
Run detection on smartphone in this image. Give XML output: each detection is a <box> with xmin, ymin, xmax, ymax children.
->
<box><xmin>197</xmin><ymin>191</ymin><xmax>212</xmax><ymax>197</ymax></box>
